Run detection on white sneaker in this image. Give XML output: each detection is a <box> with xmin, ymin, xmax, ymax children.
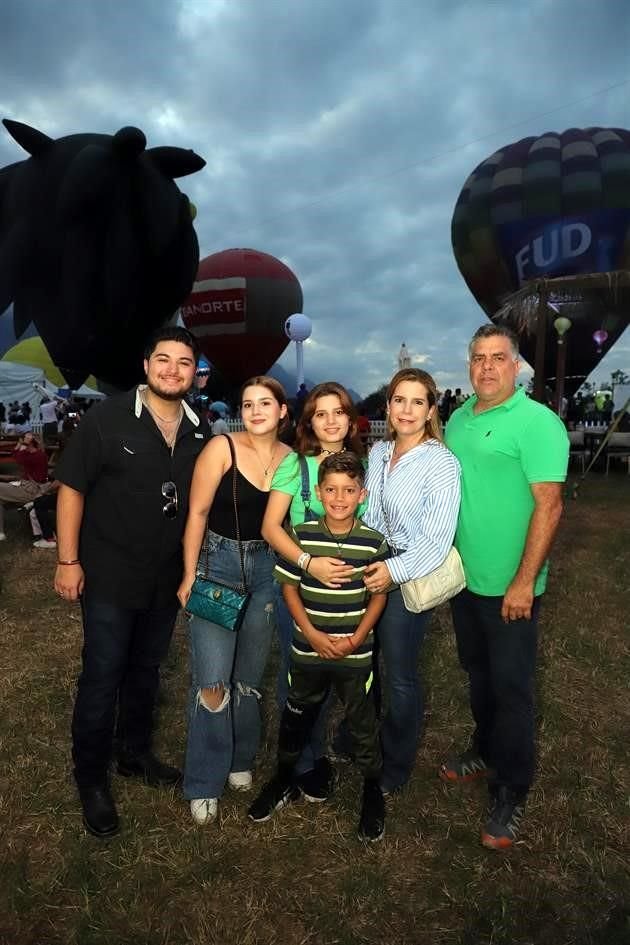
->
<box><xmin>33</xmin><ymin>539</ymin><xmax>57</xmax><ymax>549</ymax></box>
<box><xmin>0</xmin><ymin>533</ymin><xmax>6</xmax><ymax>542</ymax></box>
<box><xmin>190</xmin><ymin>798</ymin><xmax>218</xmax><ymax>824</ymax></box>
<box><xmin>228</xmin><ymin>770</ymin><xmax>253</xmax><ymax>792</ymax></box>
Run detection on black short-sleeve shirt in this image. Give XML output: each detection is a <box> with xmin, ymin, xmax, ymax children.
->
<box><xmin>55</xmin><ymin>388</ymin><xmax>208</xmax><ymax>609</ymax></box>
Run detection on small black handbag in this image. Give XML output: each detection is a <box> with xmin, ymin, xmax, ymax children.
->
<box><xmin>187</xmin><ymin>436</ymin><xmax>251</xmax><ymax>631</ymax></box>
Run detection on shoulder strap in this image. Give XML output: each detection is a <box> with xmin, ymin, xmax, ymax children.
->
<box><xmin>224</xmin><ymin>435</ymin><xmax>248</xmax><ymax>592</ymax></box>
<box><xmin>298</xmin><ymin>455</ymin><xmax>317</xmax><ymax>522</ymax></box>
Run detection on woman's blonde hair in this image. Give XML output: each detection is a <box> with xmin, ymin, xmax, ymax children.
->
<box><xmin>386</xmin><ymin>368</ymin><xmax>443</xmax><ymax>442</ymax></box>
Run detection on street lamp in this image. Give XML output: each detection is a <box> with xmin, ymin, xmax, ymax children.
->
<box><xmin>553</xmin><ymin>316</ymin><xmax>572</xmax><ymax>417</ymax></box>
<box><xmin>284</xmin><ymin>313</ymin><xmax>313</xmax><ymax>390</ymax></box>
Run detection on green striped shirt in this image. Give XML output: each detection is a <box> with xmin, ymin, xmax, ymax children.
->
<box><xmin>274</xmin><ymin>517</ymin><xmax>388</xmax><ymax>672</ymax></box>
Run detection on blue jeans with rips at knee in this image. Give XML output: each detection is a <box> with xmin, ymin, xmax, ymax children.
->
<box><xmin>183</xmin><ymin>532</ymin><xmax>276</xmax><ymax>800</ymax></box>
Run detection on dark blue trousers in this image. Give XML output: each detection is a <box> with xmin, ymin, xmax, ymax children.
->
<box><xmin>450</xmin><ymin>589</ymin><xmax>540</xmax><ymax>797</ymax></box>
<box><xmin>72</xmin><ymin>592</ymin><xmax>178</xmax><ymax>787</ymax></box>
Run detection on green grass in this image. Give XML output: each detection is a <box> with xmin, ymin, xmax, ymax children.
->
<box><xmin>0</xmin><ymin>474</ymin><xmax>629</xmax><ymax>945</ymax></box>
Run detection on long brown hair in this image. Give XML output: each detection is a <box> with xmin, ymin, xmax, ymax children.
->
<box><xmin>294</xmin><ymin>381</ymin><xmax>364</xmax><ymax>456</ymax></box>
<box><xmin>239</xmin><ymin>375</ymin><xmax>290</xmax><ymax>436</ymax></box>
<box><xmin>386</xmin><ymin>368</ymin><xmax>443</xmax><ymax>442</ymax></box>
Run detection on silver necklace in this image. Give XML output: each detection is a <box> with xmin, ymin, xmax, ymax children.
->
<box><xmin>142</xmin><ymin>392</ymin><xmax>183</xmax><ymax>448</ymax></box>
<box><xmin>250</xmin><ymin>442</ymin><xmax>277</xmax><ymax>478</ymax></box>
<box><xmin>391</xmin><ymin>436</ymin><xmax>425</xmax><ymax>462</ymax></box>
<box><xmin>144</xmin><ymin>397</ymin><xmax>183</xmax><ymax>424</ymax></box>
<box><xmin>323</xmin><ymin>516</ymin><xmax>355</xmax><ymax>552</ymax></box>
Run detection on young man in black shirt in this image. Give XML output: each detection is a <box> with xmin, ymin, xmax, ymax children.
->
<box><xmin>54</xmin><ymin>326</ymin><xmax>207</xmax><ymax>838</ymax></box>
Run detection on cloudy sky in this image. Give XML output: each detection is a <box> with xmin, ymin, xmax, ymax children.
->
<box><xmin>2</xmin><ymin>0</ymin><xmax>629</xmax><ymax>397</ymax></box>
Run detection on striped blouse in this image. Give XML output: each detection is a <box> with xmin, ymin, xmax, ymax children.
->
<box><xmin>364</xmin><ymin>438</ymin><xmax>461</xmax><ymax>585</ymax></box>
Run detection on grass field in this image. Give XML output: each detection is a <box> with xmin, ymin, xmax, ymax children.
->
<box><xmin>1</xmin><ymin>474</ymin><xmax>629</xmax><ymax>945</ymax></box>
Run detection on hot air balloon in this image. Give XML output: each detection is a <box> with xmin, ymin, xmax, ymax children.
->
<box><xmin>180</xmin><ymin>248</ymin><xmax>303</xmax><ymax>386</ymax></box>
<box><xmin>0</xmin><ymin>304</ymin><xmax>37</xmax><ymax>357</ymax></box>
<box><xmin>452</xmin><ymin>127</ymin><xmax>630</xmax><ymax>393</ymax></box>
<box><xmin>0</xmin><ymin>119</ymin><xmax>205</xmax><ymax>389</ymax></box>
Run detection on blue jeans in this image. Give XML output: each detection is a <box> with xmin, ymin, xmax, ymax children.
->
<box><xmin>72</xmin><ymin>592</ymin><xmax>179</xmax><ymax>787</ymax></box>
<box><xmin>450</xmin><ymin>589</ymin><xmax>540</xmax><ymax>796</ymax></box>
<box><xmin>274</xmin><ymin>581</ymin><xmax>329</xmax><ymax>775</ymax></box>
<box><xmin>376</xmin><ymin>587</ymin><xmax>431</xmax><ymax>792</ymax></box>
<box><xmin>183</xmin><ymin>532</ymin><xmax>276</xmax><ymax>800</ymax></box>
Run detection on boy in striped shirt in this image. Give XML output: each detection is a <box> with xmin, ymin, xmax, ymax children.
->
<box><xmin>248</xmin><ymin>453</ymin><xmax>388</xmax><ymax>841</ymax></box>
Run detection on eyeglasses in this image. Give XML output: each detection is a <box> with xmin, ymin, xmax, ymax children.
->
<box><xmin>161</xmin><ymin>481</ymin><xmax>178</xmax><ymax>518</ymax></box>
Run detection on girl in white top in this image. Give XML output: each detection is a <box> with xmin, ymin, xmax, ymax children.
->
<box><xmin>363</xmin><ymin>368</ymin><xmax>461</xmax><ymax>793</ymax></box>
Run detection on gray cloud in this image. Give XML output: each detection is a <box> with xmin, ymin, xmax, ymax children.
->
<box><xmin>1</xmin><ymin>0</ymin><xmax>628</xmax><ymax>396</ymax></box>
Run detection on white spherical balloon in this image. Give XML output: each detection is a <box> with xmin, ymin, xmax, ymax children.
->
<box><xmin>284</xmin><ymin>313</ymin><xmax>312</xmax><ymax>342</ymax></box>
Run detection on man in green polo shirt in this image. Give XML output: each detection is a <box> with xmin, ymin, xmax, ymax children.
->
<box><xmin>442</xmin><ymin>324</ymin><xmax>568</xmax><ymax>851</ymax></box>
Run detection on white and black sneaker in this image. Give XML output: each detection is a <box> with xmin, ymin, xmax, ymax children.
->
<box><xmin>248</xmin><ymin>777</ymin><xmax>300</xmax><ymax>823</ymax></box>
<box><xmin>298</xmin><ymin>757</ymin><xmax>336</xmax><ymax>803</ymax></box>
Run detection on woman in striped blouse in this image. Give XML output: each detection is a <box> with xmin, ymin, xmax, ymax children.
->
<box><xmin>363</xmin><ymin>368</ymin><xmax>461</xmax><ymax>794</ymax></box>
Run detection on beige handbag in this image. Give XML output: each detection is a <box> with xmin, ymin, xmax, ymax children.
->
<box><xmin>399</xmin><ymin>545</ymin><xmax>466</xmax><ymax>613</ymax></box>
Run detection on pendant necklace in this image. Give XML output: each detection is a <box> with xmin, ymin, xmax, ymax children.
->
<box><xmin>323</xmin><ymin>516</ymin><xmax>355</xmax><ymax>552</ymax></box>
<box><xmin>250</xmin><ymin>441</ymin><xmax>277</xmax><ymax>478</ymax></box>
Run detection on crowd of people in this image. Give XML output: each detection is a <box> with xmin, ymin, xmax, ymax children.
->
<box><xmin>2</xmin><ymin>323</ymin><xmax>572</xmax><ymax>851</ymax></box>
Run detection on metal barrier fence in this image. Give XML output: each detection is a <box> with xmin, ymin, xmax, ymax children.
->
<box><xmin>16</xmin><ymin>418</ymin><xmax>391</xmax><ymax>447</ymax></box>
<box><xmin>225</xmin><ymin>418</ymin><xmax>388</xmax><ymax>445</ymax></box>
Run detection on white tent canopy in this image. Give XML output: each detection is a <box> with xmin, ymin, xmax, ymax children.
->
<box><xmin>56</xmin><ymin>382</ymin><xmax>105</xmax><ymax>400</ymax></box>
<box><xmin>0</xmin><ymin>361</ymin><xmax>46</xmax><ymax>414</ymax></box>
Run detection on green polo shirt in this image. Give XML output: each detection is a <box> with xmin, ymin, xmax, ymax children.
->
<box><xmin>445</xmin><ymin>388</ymin><xmax>568</xmax><ymax>596</ymax></box>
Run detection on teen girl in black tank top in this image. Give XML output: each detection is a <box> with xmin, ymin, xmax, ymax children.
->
<box><xmin>177</xmin><ymin>378</ymin><xmax>291</xmax><ymax>822</ymax></box>
<box><xmin>207</xmin><ymin>464</ymin><xmax>269</xmax><ymax>541</ymax></box>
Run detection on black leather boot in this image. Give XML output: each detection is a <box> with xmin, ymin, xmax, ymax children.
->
<box><xmin>78</xmin><ymin>783</ymin><xmax>119</xmax><ymax>838</ymax></box>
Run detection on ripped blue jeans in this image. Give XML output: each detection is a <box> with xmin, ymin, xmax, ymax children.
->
<box><xmin>183</xmin><ymin>531</ymin><xmax>276</xmax><ymax>800</ymax></box>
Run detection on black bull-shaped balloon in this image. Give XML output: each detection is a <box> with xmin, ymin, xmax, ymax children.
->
<box><xmin>0</xmin><ymin>119</ymin><xmax>205</xmax><ymax>389</ymax></box>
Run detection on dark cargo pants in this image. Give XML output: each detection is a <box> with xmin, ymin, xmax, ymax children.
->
<box><xmin>279</xmin><ymin>662</ymin><xmax>382</xmax><ymax>780</ymax></box>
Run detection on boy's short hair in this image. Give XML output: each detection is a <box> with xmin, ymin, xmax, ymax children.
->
<box><xmin>317</xmin><ymin>451</ymin><xmax>365</xmax><ymax>487</ymax></box>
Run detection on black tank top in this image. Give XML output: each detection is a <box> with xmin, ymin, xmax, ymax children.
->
<box><xmin>207</xmin><ymin>465</ymin><xmax>269</xmax><ymax>540</ymax></box>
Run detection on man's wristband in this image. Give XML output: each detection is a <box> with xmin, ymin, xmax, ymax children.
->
<box><xmin>58</xmin><ymin>559</ymin><xmax>80</xmax><ymax>566</ymax></box>
<box><xmin>297</xmin><ymin>551</ymin><xmax>311</xmax><ymax>570</ymax></box>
